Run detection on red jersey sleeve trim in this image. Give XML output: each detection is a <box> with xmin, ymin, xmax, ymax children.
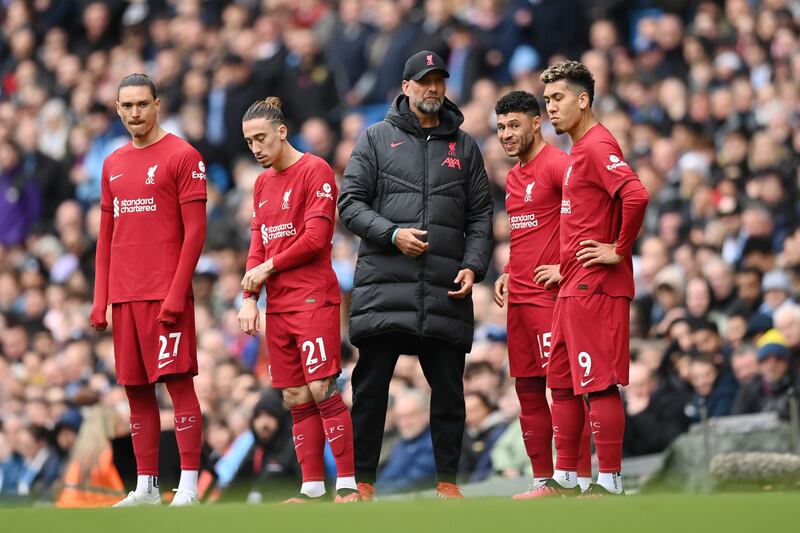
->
<box><xmin>179</xmin><ymin>193</ymin><xmax>208</xmax><ymax>205</ymax></box>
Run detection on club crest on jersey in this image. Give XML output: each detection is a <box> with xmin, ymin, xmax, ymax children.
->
<box><xmin>145</xmin><ymin>165</ymin><xmax>157</xmax><ymax>184</ymax></box>
<box><xmin>282</xmin><ymin>189</ymin><xmax>292</xmax><ymax>210</ymax></box>
<box><xmin>524</xmin><ymin>181</ymin><xmax>535</xmax><ymax>202</ymax></box>
<box><xmin>441</xmin><ymin>142</ymin><xmax>461</xmax><ymax>169</ymax></box>
<box><xmin>192</xmin><ymin>160</ymin><xmax>207</xmax><ymax>180</ymax></box>
<box><xmin>316</xmin><ymin>182</ymin><xmax>334</xmax><ymax>200</ymax></box>
<box><xmin>606</xmin><ymin>154</ymin><xmax>628</xmax><ymax>171</ymax></box>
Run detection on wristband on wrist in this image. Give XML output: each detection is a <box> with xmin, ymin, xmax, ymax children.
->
<box><xmin>391</xmin><ymin>228</ymin><xmax>400</xmax><ymax>245</ymax></box>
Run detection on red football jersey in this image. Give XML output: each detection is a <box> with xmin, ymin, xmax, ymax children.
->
<box><xmin>559</xmin><ymin>124</ymin><xmax>641</xmax><ymax>299</ymax></box>
<box><xmin>251</xmin><ymin>153</ymin><xmax>341</xmax><ymax>314</ymax></box>
<box><xmin>100</xmin><ymin>134</ymin><xmax>207</xmax><ymax>303</ymax></box>
<box><xmin>504</xmin><ymin>143</ymin><xmax>568</xmax><ymax>306</ymax></box>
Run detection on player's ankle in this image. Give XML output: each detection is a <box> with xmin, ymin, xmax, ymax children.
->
<box><xmin>300</xmin><ymin>480</ymin><xmax>326</xmax><ymax>498</ymax></box>
<box><xmin>596</xmin><ymin>472</ymin><xmax>623</xmax><ymax>494</ymax></box>
<box><xmin>552</xmin><ymin>469</ymin><xmax>578</xmax><ymax>489</ymax></box>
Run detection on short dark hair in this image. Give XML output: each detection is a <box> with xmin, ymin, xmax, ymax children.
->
<box><xmin>495</xmin><ymin>90</ymin><xmax>540</xmax><ymax>117</ymax></box>
<box><xmin>117</xmin><ymin>73</ymin><xmax>157</xmax><ymax>99</ymax></box>
<box><xmin>242</xmin><ymin>96</ymin><xmax>285</xmax><ymax>125</ymax></box>
<box><xmin>540</xmin><ymin>60</ymin><xmax>595</xmax><ymax>105</ymax></box>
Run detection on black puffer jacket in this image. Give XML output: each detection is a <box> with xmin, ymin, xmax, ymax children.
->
<box><xmin>338</xmin><ymin>94</ymin><xmax>493</xmax><ymax>351</ymax></box>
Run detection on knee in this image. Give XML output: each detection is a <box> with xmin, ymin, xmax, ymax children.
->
<box><xmin>282</xmin><ymin>385</ymin><xmax>313</xmax><ymax>407</ymax></box>
<box><xmin>587</xmin><ymin>386</ymin><xmax>620</xmax><ymax>402</ymax></box>
<box><xmin>308</xmin><ymin>377</ymin><xmax>337</xmax><ymax>404</ymax></box>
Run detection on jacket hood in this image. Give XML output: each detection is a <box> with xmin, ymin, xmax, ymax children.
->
<box><xmin>385</xmin><ymin>94</ymin><xmax>463</xmax><ymax>138</ymax></box>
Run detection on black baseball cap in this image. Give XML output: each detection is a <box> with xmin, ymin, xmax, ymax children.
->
<box><xmin>403</xmin><ymin>50</ymin><xmax>450</xmax><ymax>81</ymax></box>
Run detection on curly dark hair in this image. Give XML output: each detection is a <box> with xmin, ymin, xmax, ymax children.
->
<box><xmin>540</xmin><ymin>60</ymin><xmax>595</xmax><ymax>105</ymax></box>
<box><xmin>494</xmin><ymin>90</ymin><xmax>541</xmax><ymax>117</ymax></box>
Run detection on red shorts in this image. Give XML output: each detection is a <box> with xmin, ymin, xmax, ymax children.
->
<box><xmin>112</xmin><ymin>299</ymin><xmax>198</xmax><ymax>385</ymax></box>
<box><xmin>547</xmin><ymin>295</ymin><xmax>630</xmax><ymax>394</ymax></box>
<box><xmin>265</xmin><ymin>304</ymin><xmax>341</xmax><ymax>388</ymax></box>
<box><xmin>507</xmin><ymin>303</ymin><xmax>553</xmax><ymax>378</ymax></box>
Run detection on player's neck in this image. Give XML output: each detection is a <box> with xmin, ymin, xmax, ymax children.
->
<box><xmin>132</xmin><ymin>126</ymin><xmax>167</xmax><ymax>149</ymax></box>
<box><xmin>568</xmin><ymin>114</ymin><xmax>598</xmax><ymax>145</ymax></box>
<box><xmin>272</xmin><ymin>145</ymin><xmax>304</xmax><ymax>172</ymax></box>
<box><xmin>519</xmin><ymin>135</ymin><xmax>546</xmax><ymax>166</ymax></box>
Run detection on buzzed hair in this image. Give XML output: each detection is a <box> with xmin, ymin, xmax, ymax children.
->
<box><xmin>495</xmin><ymin>90</ymin><xmax>541</xmax><ymax>117</ymax></box>
<box><xmin>540</xmin><ymin>60</ymin><xmax>595</xmax><ymax>105</ymax></box>
<box><xmin>117</xmin><ymin>73</ymin><xmax>157</xmax><ymax>99</ymax></box>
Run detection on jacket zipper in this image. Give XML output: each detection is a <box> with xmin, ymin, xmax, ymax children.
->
<box><xmin>419</xmin><ymin>134</ymin><xmax>430</xmax><ymax>340</ymax></box>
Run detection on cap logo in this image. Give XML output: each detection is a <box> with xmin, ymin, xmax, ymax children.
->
<box><xmin>426</xmin><ymin>54</ymin><xmax>434</xmax><ymax>66</ymax></box>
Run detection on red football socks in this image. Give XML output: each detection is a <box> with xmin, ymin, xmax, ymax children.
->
<box><xmin>588</xmin><ymin>388</ymin><xmax>625</xmax><ymax>473</ymax></box>
<box><xmin>290</xmin><ymin>401</ymin><xmax>326</xmax><ymax>482</ymax></box>
<box><xmin>317</xmin><ymin>394</ymin><xmax>356</xmax><ymax>478</ymax></box>
<box><xmin>515</xmin><ymin>377</ymin><xmax>554</xmax><ymax>478</ymax></box>
<box><xmin>577</xmin><ymin>401</ymin><xmax>592</xmax><ymax>478</ymax></box>
<box><xmin>125</xmin><ymin>384</ymin><xmax>160</xmax><ymax>476</ymax></box>
<box><xmin>166</xmin><ymin>375</ymin><xmax>203</xmax><ymax>471</ymax></box>
<box><xmin>550</xmin><ymin>387</ymin><xmax>585</xmax><ymax>472</ymax></box>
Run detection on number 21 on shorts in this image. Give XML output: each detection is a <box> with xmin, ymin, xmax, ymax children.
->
<box><xmin>302</xmin><ymin>337</ymin><xmax>328</xmax><ymax>374</ymax></box>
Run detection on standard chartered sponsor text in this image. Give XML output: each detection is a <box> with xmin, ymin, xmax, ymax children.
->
<box><xmin>266</xmin><ymin>221</ymin><xmax>297</xmax><ymax>240</ymax></box>
<box><xmin>510</xmin><ymin>212</ymin><xmax>538</xmax><ymax>230</ymax></box>
<box><xmin>119</xmin><ymin>197</ymin><xmax>157</xmax><ymax>214</ymax></box>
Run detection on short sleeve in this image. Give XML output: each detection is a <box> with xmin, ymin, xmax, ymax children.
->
<box><xmin>588</xmin><ymin>137</ymin><xmax>639</xmax><ymax>198</ymax></box>
<box><xmin>174</xmin><ymin>147</ymin><xmax>208</xmax><ymax>204</ymax></box>
<box><xmin>303</xmin><ymin>158</ymin><xmax>337</xmax><ymax>222</ymax></box>
<box><xmin>100</xmin><ymin>159</ymin><xmax>113</xmax><ymax>213</ymax></box>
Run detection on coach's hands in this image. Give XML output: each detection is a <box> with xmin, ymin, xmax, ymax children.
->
<box><xmin>90</xmin><ymin>305</ymin><xmax>108</xmax><ymax>331</ymax></box>
<box><xmin>534</xmin><ymin>264</ymin><xmax>562</xmax><ymax>288</ymax></box>
<box><xmin>576</xmin><ymin>240</ymin><xmax>623</xmax><ymax>267</ymax></box>
<box><xmin>448</xmin><ymin>268</ymin><xmax>475</xmax><ymax>299</ymax></box>
<box><xmin>242</xmin><ymin>259</ymin><xmax>274</xmax><ymax>293</ymax></box>
<box><xmin>394</xmin><ymin>228</ymin><xmax>429</xmax><ymax>257</ymax></box>
<box><xmin>493</xmin><ymin>273</ymin><xmax>508</xmax><ymax>307</ymax></box>
<box><xmin>157</xmin><ymin>294</ymin><xmax>186</xmax><ymax>326</ymax></box>
<box><xmin>238</xmin><ymin>299</ymin><xmax>260</xmax><ymax>336</ymax></box>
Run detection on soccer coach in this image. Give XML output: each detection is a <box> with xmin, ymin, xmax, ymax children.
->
<box><xmin>338</xmin><ymin>50</ymin><xmax>493</xmax><ymax>499</ymax></box>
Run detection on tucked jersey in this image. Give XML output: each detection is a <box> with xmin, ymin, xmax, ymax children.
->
<box><xmin>504</xmin><ymin>143</ymin><xmax>568</xmax><ymax>306</ymax></box>
<box><xmin>251</xmin><ymin>153</ymin><xmax>341</xmax><ymax>314</ymax></box>
<box><xmin>100</xmin><ymin>133</ymin><xmax>207</xmax><ymax>303</ymax></box>
<box><xmin>559</xmin><ymin>124</ymin><xmax>641</xmax><ymax>299</ymax></box>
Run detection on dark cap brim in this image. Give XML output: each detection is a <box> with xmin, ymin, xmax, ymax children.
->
<box><xmin>409</xmin><ymin>67</ymin><xmax>450</xmax><ymax>81</ymax></box>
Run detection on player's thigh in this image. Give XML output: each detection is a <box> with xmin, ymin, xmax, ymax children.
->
<box><xmin>562</xmin><ymin>295</ymin><xmax>630</xmax><ymax>394</ymax></box>
<box><xmin>292</xmin><ymin>305</ymin><xmax>342</xmax><ymax>385</ymax></box>
<box><xmin>508</xmin><ymin>303</ymin><xmax>553</xmax><ymax>378</ymax></box>
<box><xmin>265</xmin><ymin>312</ymin><xmax>306</xmax><ymax>389</ymax></box>
<box><xmin>134</xmin><ymin>300</ymin><xmax>198</xmax><ymax>383</ymax></box>
<box><xmin>547</xmin><ymin>298</ymin><xmax>573</xmax><ymax>390</ymax></box>
<box><xmin>111</xmin><ymin>303</ymin><xmax>149</xmax><ymax>385</ymax></box>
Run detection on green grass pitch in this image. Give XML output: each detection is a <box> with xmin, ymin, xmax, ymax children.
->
<box><xmin>1</xmin><ymin>494</ymin><xmax>796</xmax><ymax>533</ymax></box>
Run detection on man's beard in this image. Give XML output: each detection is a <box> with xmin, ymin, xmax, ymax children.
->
<box><xmin>414</xmin><ymin>95</ymin><xmax>444</xmax><ymax>115</ymax></box>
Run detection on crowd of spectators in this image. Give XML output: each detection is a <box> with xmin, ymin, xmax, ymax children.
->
<box><xmin>2</xmin><ymin>0</ymin><xmax>800</xmax><ymax>503</ymax></box>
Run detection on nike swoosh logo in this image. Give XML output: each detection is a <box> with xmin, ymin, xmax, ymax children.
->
<box><xmin>505</xmin><ymin>192</ymin><xmax>511</xmax><ymax>199</ymax></box>
<box><xmin>258</xmin><ymin>200</ymin><xmax>268</xmax><ymax>208</ymax></box>
<box><xmin>110</xmin><ymin>174</ymin><xmax>124</xmax><ymax>182</ymax></box>
<box><xmin>328</xmin><ymin>435</ymin><xmax>343</xmax><ymax>443</ymax></box>
<box><xmin>294</xmin><ymin>443</ymin><xmax>304</xmax><ymax>449</ymax></box>
<box><xmin>131</xmin><ymin>432</ymin><xmax>140</xmax><ymax>437</ymax></box>
<box><xmin>390</xmin><ymin>141</ymin><xmax>405</xmax><ymax>148</ymax></box>
<box><xmin>158</xmin><ymin>359</ymin><xmax>175</xmax><ymax>369</ymax></box>
<box><xmin>580</xmin><ymin>377</ymin><xmax>595</xmax><ymax>387</ymax></box>
<box><xmin>307</xmin><ymin>363</ymin><xmax>325</xmax><ymax>374</ymax></box>
<box><xmin>175</xmin><ymin>426</ymin><xmax>193</xmax><ymax>432</ymax></box>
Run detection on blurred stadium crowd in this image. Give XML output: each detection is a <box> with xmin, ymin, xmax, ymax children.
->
<box><xmin>2</xmin><ymin>0</ymin><xmax>800</xmax><ymax>503</ymax></box>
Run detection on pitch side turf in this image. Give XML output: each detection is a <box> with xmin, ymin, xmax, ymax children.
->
<box><xmin>1</xmin><ymin>493</ymin><xmax>796</xmax><ymax>533</ymax></box>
